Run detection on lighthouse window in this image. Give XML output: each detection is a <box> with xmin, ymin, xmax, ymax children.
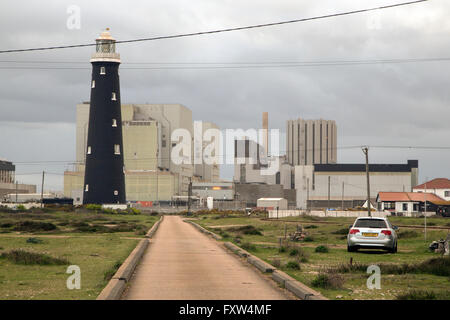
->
<box><xmin>112</xmin><ymin>119</ymin><xmax>117</xmax><ymax>127</ymax></box>
<box><xmin>114</xmin><ymin>144</ymin><xmax>121</xmax><ymax>155</ymax></box>
<box><xmin>100</xmin><ymin>67</ymin><xmax>106</xmax><ymax>75</ymax></box>
<box><xmin>91</xmin><ymin>80</ymin><xmax>95</xmax><ymax>88</ymax></box>
<box><xmin>114</xmin><ymin>190</ymin><xmax>119</xmax><ymax>196</ymax></box>
<box><xmin>112</xmin><ymin>92</ymin><xmax>117</xmax><ymax>101</ymax></box>
<box><xmin>87</xmin><ymin>146</ymin><xmax>92</xmax><ymax>154</ymax></box>
<box><xmin>85</xmin><ymin>184</ymin><xmax>89</xmax><ymax>192</ymax></box>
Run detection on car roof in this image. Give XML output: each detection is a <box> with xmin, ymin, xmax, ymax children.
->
<box><xmin>355</xmin><ymin>217</ymin><xmax>387</xmax><ymax>220</ymax></box>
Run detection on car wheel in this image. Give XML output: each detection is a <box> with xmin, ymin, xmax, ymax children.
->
<box><xmin>388</xmin><ymin>242</ymin><xmax>397</xmax><ymax>253</ymax></box>
<box><xmin>347</xmin><ymin>245</ymin><xmax>356</xmax><ymax>252</ymax></box>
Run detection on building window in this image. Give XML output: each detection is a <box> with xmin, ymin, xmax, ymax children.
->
<box><xmin>85</xmin><ymin>184</ymin><xmax>89</xmax><ymax>192</ymax></box>
<box><xmin>114</xmin><ymin>144</ymin><xmax>121</xmax><ymax>155</ymax></box>
<box><xmin>114</xmin><ymin>190</ymin><xmax>118</xmax><ymax>196</ymax></box>
<box><xmin>111</xmin><ymin>92</ymin><xmax>117</xmax><ymax>101</ymax></box>
<box><xmin>112</xmin><ymin>119</ymin><xmax>117</xmax><ymax>127</ymax></box>
<box><xmin>91</xmin><ymin>80</ymin><xmax>95</xmax><ymax>88</ymax></box>
<box><xmin>87</xmin><ymin>146</ymin><xmax>92</xmax><ymax>154</ymax></box>
<box><xmin>100</xmin><ymin>67</ymin><xmax>106</xmax><ymax>75</ymax></box>
<box><xmin>402</xmin><ymin>203</ymin><xmax>408</xmax><ymax>211</ymax></box>
<box><xmin>445</xmin><ymin>191</ymin><xmax>450</xmax><ymax>197</ymax></box>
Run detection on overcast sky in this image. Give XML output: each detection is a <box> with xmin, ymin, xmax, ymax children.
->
<box><xmin>0</xmin><ymin>0</ymin><xmax>449</xmax><ymax>192</ymax></box>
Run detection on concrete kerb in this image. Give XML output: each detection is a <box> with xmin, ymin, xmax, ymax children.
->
<box><xmin>145</xmin><ymin>215</ymin><xmax>164</xmax><ymax>238</ymax></box>
<box><xmin>222</xmin><ymin>242</ymin><xmax>328</xmax><ymax>301</ymax></box>
<box><xmin>184</xmin><ymin>220</ymin><xmax>223</xmax><ymax>240</ymax></box>
<box><xmin>96</xmin><ymin>216</ymin><xmax>163</xmax><ymax>300</ymax></box>
<box><xmin>96</xmin><ymin>279</ymin><xmax>127</xmax><ymax>300</ymax></box>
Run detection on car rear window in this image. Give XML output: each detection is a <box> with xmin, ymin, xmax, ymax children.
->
<box><xmin>354</xmin><ymin>219</ymin><xmax>387</xmax><ymax>228</ymax></box>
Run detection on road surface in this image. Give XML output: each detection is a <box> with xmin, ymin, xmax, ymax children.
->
<box><xmin>122</xmin><ymin>215</ymin><xmax>291</xmax><ymax>300</ymax></box>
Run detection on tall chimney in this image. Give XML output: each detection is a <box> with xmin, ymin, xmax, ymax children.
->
<box><xmin>262</xmin><ymin>112</ymin><xmax>268</xmax><ymax>155</ymax></box>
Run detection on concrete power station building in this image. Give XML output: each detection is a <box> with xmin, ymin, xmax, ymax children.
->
<box><xmin>1</xmin><ymin>159</ymin><xmax>36</xmax><ymax>199</ymax></box>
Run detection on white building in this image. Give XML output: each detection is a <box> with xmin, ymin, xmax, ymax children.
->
<box><xmin>294</xmin><ymin>160</ymin><xmax>419</xmax><ymax>209</ymax></box>
<box><xmin>413</xmin><ymin>178</ymin><xmax>450</xmax><ymax>201</ymax></box>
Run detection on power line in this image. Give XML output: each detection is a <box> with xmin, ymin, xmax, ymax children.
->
<box><xmin>0</xmin><ymin>0</ymin><xmax>428</xmax><ymax>54</ymax></box>
<box><xmin>1</xmin><ymin>57</ymin><xmax>449</xmax><ymax>70</ymax></box>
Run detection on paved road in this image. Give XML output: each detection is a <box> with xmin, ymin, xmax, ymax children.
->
<box><xmin>123</xmin><ymin>215</ymin><xmax>291</xmax><ymax>300</ymax></box>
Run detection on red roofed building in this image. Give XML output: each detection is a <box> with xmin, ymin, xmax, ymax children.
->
<box><xmin>413</xmin><ymin>178</ymin><xmax>450</xmax><ymax>201</ymax></box>
<box><xmin>376</xmin><ymin>191</ymin><xmax>450</xmax><ymax>217</ymax></box>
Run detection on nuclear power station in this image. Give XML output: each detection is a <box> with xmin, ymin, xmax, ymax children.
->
<box><xmin>83</xmin><ymin>30</ymin><xmax>126</xmax><ymax>204</ymax></box>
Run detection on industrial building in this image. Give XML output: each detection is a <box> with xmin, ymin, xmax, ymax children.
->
<box><xmin>376</xmin><ymin>192</ymin><xmax>449</xmax><ymax>216</ymax></box>
<box><xmin>0</xmin><ymin>159</ymin><xmax>36</xmax><ymax>199</ymax></box>
<box><xmin>286</xmin><ymin>118</ymin><xmax>337</xmax><ymax>166</ymax></box>
<box><xmin>191</xmin><ymin>182</ymin><xmax>234</xmax><ymax>201</ymax></box>
<box><xmin>65</xmin><ymin>102</ymin><xmax>219</xmax><ymax>203</ymax></box>
<box><xmin>294</xmin><ymin>160</ymin><xmax>419</xmax><ymax>209</ymax></box>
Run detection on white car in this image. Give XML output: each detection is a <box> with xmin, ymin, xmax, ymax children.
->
<box><xmin>347</xmin><ymin>217</ymin><xmax>398</xmax><ymax>253</ymax></box>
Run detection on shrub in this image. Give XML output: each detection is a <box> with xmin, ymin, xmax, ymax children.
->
<box><xmin>241</xmin><ymin>242</ymin><xmax>257</xmax><ymax>251</ymax></box>
<box><xmin>285</xmin><ymin>261</ymin><xmax>301</xmax><ymax>270</ymax></box>
<box><xmin>12</xmin><ymin>221</ymin><xmax>57</xmax><ymax>232</ymax></box>
<box><xmin>26</xmin><ymin>237</ymin><xmax>43</xmax><ymax>244</ymax></box>
<box><xmin>304</xmin><ymin>225</ymin><xmax>318</xmax><ymax>229</ymax></box>
<box><xmin>332</xmin><ymin>228</ymin><xmax>350</xmax><ymax>235</ymax></box>
<box><xmin>304</xmin><ymin>236</ymin><xmax>314</xmax><ymax>242</ymax></box>
<box><xmin>397</xmin><ymin>290</ymin><xmax>437</xmax><ymax>300</ymax></box>
<box><xmin>311</xmin><ymin>272</ymin><xmax>344</xmax><ymax>289</ymax></box>
<box><xmin>289</xmin><ymin>249</ymin><xmax>299</xmax><ymax>256</ymax></box>
<box><xmin>1</xmin><ymin>249</ymin><xmax>69</xmax><ymax>265</ymax></box>
<box><xmin>226</xmin><ymin>225</ymin><xmax>263</xmax><ymax>236</ymax></box>
<box><xmin>279</xmin><ymin>246</ymin><xmax>287</xmax><ymax>253</ymax></box>
<box><xmin>315</xmin><ymin>245</ymin><xmax>329</xmax><ymax>253</ymax></box>
<box><xmin>85</xmin><ymin>204</ymin><xmax>102</xmax><ymax>211</ymax></box>
<box><xmin>398</xmin><ymin>230</ymin><xmax>419</xmax><ymax>239</ymax></box>
<box><xmin>271</xmin><ymin>258</ymin><xmax>281</xmax><ymax>268</ymax></box>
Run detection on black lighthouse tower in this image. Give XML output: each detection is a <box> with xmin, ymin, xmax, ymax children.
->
<box><xmin>83</xmin><ymin>29</ymin><xmax>126</xmax><ymax>204</ymax></box>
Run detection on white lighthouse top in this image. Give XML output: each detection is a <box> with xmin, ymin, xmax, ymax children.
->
<box><xmin>91</xmin><ymin>28</ymin><xmax>121</xmax><ymax>63</ymax></box>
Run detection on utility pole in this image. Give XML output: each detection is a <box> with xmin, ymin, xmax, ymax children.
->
<box><xmin>15</xmin><ymin>181</ymin><xmax>18</xmax><ymax>203</ymax></box>
<box><xmin>327</xmin><ymin>176</ymin><xmax>331</xmax><ymax>211</ymax></box>
<box><xmin>362</xmin><ymin>147</ymin><xmax>371</xmax><ymax>217</ymax></box>
<box><xmin>341</xmin><ymin>182</ymin><xmax>345</xmax><ymax>211</ymax></box>
<box><xmin>306</xmin><ymin>178</ymin><xmax>310</xmax><ymax>212</ymax></box>
<box><xmin>424</xmin><ymin>181</ymin><xmax>427</xmax><ymax>241</ymax></box>
<box><xmin>187</xmin><ymin>177</ymin><xmax>192</xmax><ymax>216</ymax></box>
<box><xmin>40</xmin><ymin>171</ymin><xmax>45</xmax><ymax>208</ymax></box>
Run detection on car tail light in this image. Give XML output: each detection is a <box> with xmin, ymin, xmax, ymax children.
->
<box><xmin>381</xmin><ymin>230</ymin><xmax>392</xmax><ymax>236</ymax></box>
<box><xmin>349</xmin><ymin>229</ymin><xmax>359</xmax><ymax>234</ymax></box>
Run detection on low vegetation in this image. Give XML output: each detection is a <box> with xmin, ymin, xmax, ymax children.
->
<box><xmin>1</xmin><ymin>249</ymin><xmax>69</xmax><ymax>265</ymax></box>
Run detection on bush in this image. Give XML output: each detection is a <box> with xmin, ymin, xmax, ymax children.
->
<box><xmin>332</xmin><ymin>228</ymin><xmax>350</xmax><ymax>235</ymax></box>
<box><xmin>1</xmin><ymin>249</ymin><xmax>69</xmax><ymax>265</ymax></box>
<box><xmin>12</xmin><ymin>221</ymin><xmax>57</xmax><ymax>232</ymax></box>
<box><xmin>279</xmin><ymin>246</ymin><xmax>287</xmax><ymax>253</ymax></box>
<box><xmin>311</xmin><ymin>272</ymin><xmax>344</xmax><ymax>289</ymax></box>
<box><xmin>226</xmin><ymin>225</ymin><xmax>263</xmax><ymax>236</ymax></box>
<box><xmin>304</xmin><ymin>236</ymin><xmax>314</xmax><ymax>242</ymax></box>
<box><xmin>398</xmin><ymin>230</ymin><xmax>419</xmax><ymax>239</ymax></box>
<box><xmin>85</xmin><ymin>204</ymin><xmax>102</xmax><ymax>211</ymax></box>
<box><xmin>304</xmin><ymin>225</ymin><xmax>318</xmax><ymax>229</ymax></box>
<box><xmin>289</xmin><ymin>249</ymin><xmax>299</xmax><ymax>256</ymax></box>
<box><xmin>26</xmin><ymin>237</ymin><xmax>43</xmax><ymax>244</ymax></box>
<box><xmin>285</xmin><ymin>261</ymin><xmax>301</xmax><ymax>270</ymax></box>
<box><xmin>315</xmin><ymin>245</ymin><xmax>329</xmax><ymax>253</ymax></box>
<box><xmin>241</xmin><ymin>242</ymin><xmax>257</xmax><ymax>251</ymax></box>
<box><xmin>271</xmin><ymin>258</ymin><xmax>281</xmax><ymax>268</ymax></box>
<box><xmin>397</xmin><ymin>290</ymin><xmax>437</xmax><ymax>300</ymax></box>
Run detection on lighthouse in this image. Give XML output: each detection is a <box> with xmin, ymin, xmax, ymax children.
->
<box><xmin>83</xmin><ymin>29</ymin><xmax>126</xmax><ymax>204</ymax></box>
